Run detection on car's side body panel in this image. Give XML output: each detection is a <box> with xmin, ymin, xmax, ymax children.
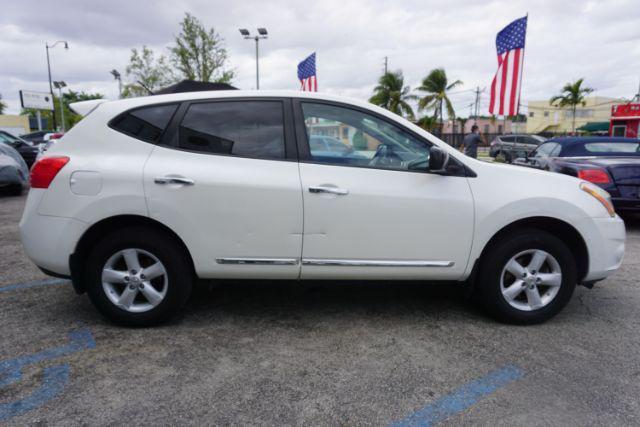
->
<box><xmin>143</xmin><ymin>145</ymin><xmax>304</xmax><ymax>279</ymax></box>
<box><xmin>298</xmin><ymin>162</ymin><xmax>474</xmax><ymax>280</ymax></box>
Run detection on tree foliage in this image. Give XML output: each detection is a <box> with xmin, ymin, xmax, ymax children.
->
<box><xmin>0</xmin><ymin>94</ymin><xmax>7</xmax><ymax>114</ymax></box>
<box><xmin>550</xmin><ymin>78</ymin><xmax>594</xmax><ymax>132</ymax></box>
<box><xmin>415</xmin><ymin>68</ymin><xmax>462</xmax><ymax>134</ymax></box>
<box><xmin>22</xmin><ymin>90</ymin><xmax>104</xmax><ymax>130</ymax></box>
<box><xmin>169</xmin><ymin>13</ymin><xmax>234</xmax><ymax>83</ymax></box>
<box><xmin>369</xmin><ymin>71</ymin><xmax>415</xmax><ymax>119</ymax></box>
<box><xmin>122</xmin><ymin>46</ymin><xmax>175</xmax><ymax>98</ymax></box>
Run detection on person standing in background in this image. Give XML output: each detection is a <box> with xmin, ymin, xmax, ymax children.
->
<box><xmin>462</xmin><ymin>124</ymin><xmax>485</xmax><ymax>159</ymax></box>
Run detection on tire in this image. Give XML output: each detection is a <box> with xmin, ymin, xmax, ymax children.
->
<box><xmin>84</xmin><ymin>226</ymin><xmax>193</xmax><ymax>327</ymax></box>
<box><xmin>495</xmin><ymin>151</ymin><xmax>508</xmax><ymax>163</ymax></box>
<box><xmin>476</xmin><ymin>229</ymin><xmax>577</xmax><ymax>324</ymax></box>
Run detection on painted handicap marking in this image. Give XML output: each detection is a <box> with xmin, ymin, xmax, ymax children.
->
<box><xmin>0</xmin><ymin>329</ymin><xmax>96</xmax><ymax>422</ymax></box>
<box><xmin>0</xmin><ymin>278</ymin><xmax>68</xmax><ymax>294</ymax></box>
<box><xmin>390</xmin><ymin>365</ymin><xmax>524</xmax><ymax>427</ymax></box>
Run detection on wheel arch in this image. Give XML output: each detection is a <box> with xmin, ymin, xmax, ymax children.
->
<box><xmin>474</xmin><ymin>216</ymin><xmax>589</xmax><ymax>284</ymax></box>
<box><xmin>70</xmin><ymin>215</ymin><xmax>197</xmax><ymax>294</ymax></box>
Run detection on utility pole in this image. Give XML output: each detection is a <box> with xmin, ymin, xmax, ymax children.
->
<box><xmin>473</xmin><ymin>87</ymin><xmax>484</xmax><ymax>123</ymax></box>
<box><xmin>384</xmin><ymin>56</ymin><xmax>388</xmax><ymax>74</ymax></box>
<box><xmin>45</xmin><ymin>41</ymin><xmax>68</xmax><ymax>130</ymax></box>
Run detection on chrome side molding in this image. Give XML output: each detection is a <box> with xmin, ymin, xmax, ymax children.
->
<box><xmin>301</xmin><ymin>259</ymin><xmax>454</xmax><ymax>267</ymax></box>
<box><xmin>216</xmin><ymin>258</ymin><xmax>299</xmax><ymax>265</ymax></box>
<box><xmin>216</xmin><ymin>258</ymin><xmax>454</xmax><ymax>267</ymax></box>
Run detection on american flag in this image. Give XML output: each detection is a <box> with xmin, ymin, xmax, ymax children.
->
<box><xmin>298</xmin><ymin>52</ymin><xmax>317</xmax><ymax>91</ymax></box>
<box><xmin>489</xmin><ymin>16</ymin><xmax>527</xmax><ymax>116</ymax></box>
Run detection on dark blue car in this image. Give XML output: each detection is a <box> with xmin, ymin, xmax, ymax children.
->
<box><xmin>513</xmin><ymin>137</ymin><xmax>640</xmax><ymax>213</ymax></box>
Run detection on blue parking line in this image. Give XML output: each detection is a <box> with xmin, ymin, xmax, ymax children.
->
<box><xmin>0</xmin><ymin>278</ymin><xmax>68</xmax><ymax>293</ymax></box>
<box><xmin>390</xmin><ymin>365</ymin><xmax>524</xmax><ymax>427</ymax></box>
<box><xmin>0</xmin><ymin>329</ymin><xmax>96</xmax><ymax>388</ymax></box>
<box><xmin>0</xmin><ymin>329</ymin><xmax>96</xmax><ymax>422</ymax></box>
<box><xmin>0</xmin><ymin>364</ymin><xmax>70</xmax><ymax>422</ymax></box>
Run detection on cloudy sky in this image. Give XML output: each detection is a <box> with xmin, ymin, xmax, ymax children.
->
<box><xmin>1</xmin><ymin>0</ymin><xmax>639</xmax><ymax>116</ymax></box>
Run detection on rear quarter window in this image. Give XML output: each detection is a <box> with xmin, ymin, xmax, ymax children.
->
<box><xmin>110</xmin><ymin>103</ymin><xmax>179</xmax><ymax>143</ymax></box>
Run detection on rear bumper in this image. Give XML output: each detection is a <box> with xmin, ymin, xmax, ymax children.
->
<box><xmin>577</xmin><ymin>215</ymin><xmax>626</xmax><ymax>283</ymax></box>
<box><xmin>19</xmin><ymin>190</ymin><xmax>88</xmax><ymax>276</ymax></box>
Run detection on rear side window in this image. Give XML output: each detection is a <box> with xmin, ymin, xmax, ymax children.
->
<box><xmin>110</xmin><ymin>104</ymin><xmax>178</xmax><ymax>143</ymax></box>
<box><xmin>177</xmin><ymin>101</ymin><xmax>285</xmax><ymax>159</ymax></box>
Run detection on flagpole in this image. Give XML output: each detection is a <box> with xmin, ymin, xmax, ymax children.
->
<box><xmin>516</xmin><ymin>12</ymin><xmax>529</xmax><ymax>128</ymax></box>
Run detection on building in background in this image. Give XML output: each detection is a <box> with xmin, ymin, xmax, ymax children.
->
<box><xmin>525</xmin><ymin>96</ymin><xmax>623</xmax><ymax>134</ymax></box>
<box><xmin>0</xmin><ymin>115</ymin><xmax>30</xmax><ymax>135</ymax></box>
<box><xmin>442</xmin><ymin>117</ymin><xmax>526</xmax><ymax>135</ymax></box>
<box><xmin>609</xmin><ymin>103</ymin><xmax>640</xmax><ymax>138</ymax></box>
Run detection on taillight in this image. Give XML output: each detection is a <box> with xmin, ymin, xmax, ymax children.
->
<box><xmin>30</xmin><ymin>156</ymin><xmax>70</xmax><ymax>189</ymax></box>
<box><xmin>578</xmin><ymin>168</ymin><xmax>611</xmax><ymax>184</ymax></box>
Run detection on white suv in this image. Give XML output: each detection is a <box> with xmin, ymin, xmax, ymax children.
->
<box><xmin>19</xmin><ymin>91</ymin><xmax>626</xmax><ymax>326</ymax></box>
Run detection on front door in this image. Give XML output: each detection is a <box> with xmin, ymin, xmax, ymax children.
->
<box><xmin>144</xmin><ymin>98</ymin><xmax>303</xmax><ymax>279</ymax></box>
<box><xmin>294</xmin><ymin>100</ymin><xmax>474</xmax><ymax>280</ymax></box>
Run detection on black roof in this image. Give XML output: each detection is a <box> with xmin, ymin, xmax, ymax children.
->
<box><xmin>154</xmin><ymin>80</ymin><xmax>237</xmax><ymax>95</ymax></box>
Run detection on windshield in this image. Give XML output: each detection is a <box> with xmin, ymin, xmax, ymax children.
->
<box><xmin>565</xmin><ymin>142</ymin><xmax>640</xmax><ymax>156</ymax></box>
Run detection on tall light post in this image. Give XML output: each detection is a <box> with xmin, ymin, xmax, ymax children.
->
<box><xmin>239</xmin><ymin>28</ymin><xmax>268</xmax><ymax>89</ymax></box>
<box><xmin>53</xmin><ymin>81</ymin><xmax>67</xmax><ymax>131</ymax></box>
<box><xmin>111</xmin><ymin>69</ymin><xmax>122</xmax><ymax>98</ymax></box>
<box><xmin>46</xmin><ymin>40</ymin><xmax>69</xmax><ymax>130</ymax></box>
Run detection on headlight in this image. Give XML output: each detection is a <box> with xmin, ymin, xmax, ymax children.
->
<box><xmin>580</xmin><ymin>182</ymin><xmax>615</xmax><ymax>217</ymax></box>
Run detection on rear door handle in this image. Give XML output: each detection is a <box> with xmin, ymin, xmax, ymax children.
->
<box><xmin>309</xmin><ymin>186</ymin><xmax>349</xmax><ymax>195</ymax></box>
<box><xmin>154</xmin><ymin>176</ymin><xmax>195</xmax><ymax>185</ymax></box>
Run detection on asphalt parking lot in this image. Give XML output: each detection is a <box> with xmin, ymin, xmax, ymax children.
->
<box><xmin>1</xmin><ymin>193</ymin><xmax>640</xmax><ymax>426</ymax></box>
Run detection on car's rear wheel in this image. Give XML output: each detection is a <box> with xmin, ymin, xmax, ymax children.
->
<box><xmin>495</xmin><ymin>151</ymin><xmax>511</xmax><ymax>163</ymax></box>
<box><xmin>85</xmin><ymin>227</ymin><xmax>193</xmax><ymax>327</ymax></box>
<box><xmin>477</xmin><ymin>229</ymin><xmax>577</xmax><ymax>324</ymax></box>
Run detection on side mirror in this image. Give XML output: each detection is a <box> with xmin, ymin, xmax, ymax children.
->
<box><xmin>428</xmin><ymin>146</ymin><xmax>450</xmax><ymax>174</ymax></box>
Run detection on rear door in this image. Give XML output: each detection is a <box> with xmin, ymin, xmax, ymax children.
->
<box><xmin>143</xmin><ymin>98</ymin><xmax>303</xmax><ymax>279</ymax></box>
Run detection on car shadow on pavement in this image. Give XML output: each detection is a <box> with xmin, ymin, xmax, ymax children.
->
<box><xmin>179</xmin><ymin>280</ymin><xmax>487</xmax><ymax>325</ymax></box>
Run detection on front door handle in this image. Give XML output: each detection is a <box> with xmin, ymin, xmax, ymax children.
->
<box><xmin>309</xmin><ymin>186</ymin><xmax>349</xmax><ymax>195</ymax></box>
<box><xmin>154</xmin><ymin>176</ymin><xmax>195</xmax><ymax>185</ymax></box>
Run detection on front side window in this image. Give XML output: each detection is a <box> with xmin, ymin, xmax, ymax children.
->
<box><xmin>111</xmin><ymin>104</ymin><xmax>178</xmax><ymax>143</ymax></box>
<box><xmin>178</xmin><ymin>101</ymin><xmax>285</xmax><ymax>159</ymax></box>
<box><xmin>301</xmin><ymin>102</ymin><xmax>430</xmax><ymax>171</ymax></box>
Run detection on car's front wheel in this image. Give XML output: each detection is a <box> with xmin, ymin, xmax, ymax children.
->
<box><xmin>84</xmin><ymin>227</ymin><xmax>193</xmax><ymax>327</ymax></box>
<box><xmin>477</xmin><ymin>229</ymin><xmax>577</xmax><ymax>324</ymax></box>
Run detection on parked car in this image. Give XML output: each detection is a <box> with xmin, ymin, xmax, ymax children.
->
<box><xmin>20</xmin><ymin>130</ymin><xmax>55</xmax><ymax>146</ymax></box>
<box><xmin>513</xmin><ymin>137</ymin><xmax>640</xmax><ymax>213</ymax></box>
<box><xmin>0</xmin><ymin>142</ymin><xmax>29</xmax><ymax>195</ymax></box>
<box><xmin>489</xmin><ymin>134</ymin><xmax>546</xmax><ymax>162</ymax></box>
<box><xmin>20</xmin><ymin>91</ymin><xmax>625</xmax><ymax>326</ymax></box>
<box><xmin>0</xmin><ymin>130</ymin><xmax>40</xmax><ymax>168</ymax></box>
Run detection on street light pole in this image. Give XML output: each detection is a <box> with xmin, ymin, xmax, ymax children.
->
<box><xmin>53</xmin><ymin>81</ymin><xmax>67</xmax><ymax>131</ymax></box>
<box><xmin>240</xmin><ymin>28</ymin><xmax>268</xmax><ymax>90</ymax></box>
<box><xmin>45</xmin><ymin>41</ymin><xmax>68</xmax><ymax>131</ymax></box>
<box><xmin>111</xmin><ymin>69</ymin><xmax>122</xmax><ymax>98</ymax></box>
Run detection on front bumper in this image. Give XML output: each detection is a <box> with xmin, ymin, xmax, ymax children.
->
<box><xmin>576</xmin><ymin>215</ymin><xmax>626</xmax><ymax>283</ymax></box>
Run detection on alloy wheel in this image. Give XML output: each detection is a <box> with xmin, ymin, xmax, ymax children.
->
<box><xmin>101</xmin><ymin>248</ymin><xmax>168</xmax><ymax>313</ymax></box>
<box><xmin>499</xmin><ymin>249</ymin><xmax>562</xmax><ymax>311</ymax></box>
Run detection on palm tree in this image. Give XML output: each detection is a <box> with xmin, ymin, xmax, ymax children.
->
<box><xmin>0</xmin><ymin>94</ymin><xmax>6</xmax><ymax>115</ymax></box>
<box><xmin>416</xmin><ymin>115</ymin><xmax>437</xmax><ymax>132</ymax></box>
<box><xmin>415</xmin><ymin>68</ymin><xmax>462</xmax><ymax>134</ymax></box>
<box><xmin>550</xmin><ymin>78</ymin><xmax>594</xmax><ymax>133</ymax></box>
<box><xmin>369</xmin><ymin>71</ymin><xmax>415</xmax><ymax>119</ymax></box>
